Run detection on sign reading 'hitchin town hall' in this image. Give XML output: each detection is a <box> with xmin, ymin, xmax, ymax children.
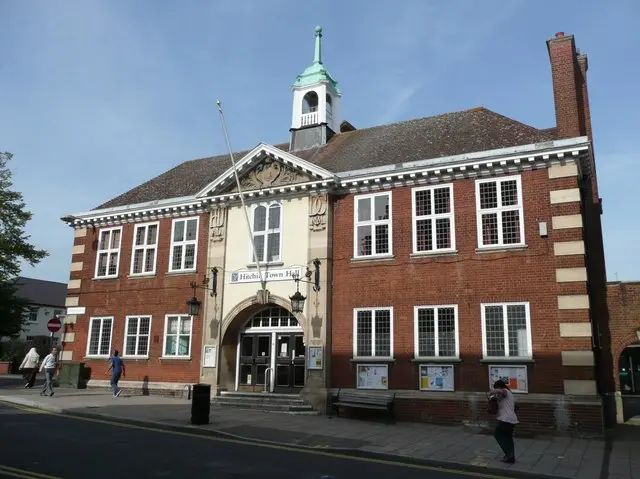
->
<box><xmin>230</xmin><ymin>267</ymin><xmax>303</xmax><ymax>284</ymax></box>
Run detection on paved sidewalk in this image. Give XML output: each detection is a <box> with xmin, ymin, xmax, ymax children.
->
<box><xmin>0</xmin><ymin>380</ymin><xmax>635</xmax><ymax>479</ymax></box>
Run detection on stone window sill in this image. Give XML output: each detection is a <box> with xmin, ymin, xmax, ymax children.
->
<box><xmin>475</xmin><ymin>244</ymin><xmax>528</xmax><ymax>254</ymax></box>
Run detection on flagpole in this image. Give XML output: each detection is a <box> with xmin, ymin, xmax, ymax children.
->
<box><xmin>216</xmin><ymin>100</ymin><xmax>266</xmax><ymax>291</ymax></box>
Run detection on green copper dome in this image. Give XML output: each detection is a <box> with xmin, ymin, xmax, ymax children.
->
<box><xmin>292</xmin><ymin>25</ymin><xmax>341</xmax><ymax>94</ymax></box>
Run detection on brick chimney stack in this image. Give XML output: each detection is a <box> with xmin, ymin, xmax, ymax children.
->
<box><xmin>546</xmin><ymin>32</ymin><xmax>592</xmax><ymax>140</ymax></box>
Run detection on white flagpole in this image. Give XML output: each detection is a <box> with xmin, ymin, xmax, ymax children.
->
<box><xmin>216</xmin><ymin>100</ymin><xmax>266</xmax><ymax>291</ymax></box>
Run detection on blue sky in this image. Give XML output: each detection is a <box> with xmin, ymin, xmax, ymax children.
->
<box><xmin>1</xmin><ymin>0</ymin><xmax>638</xmax><ymax>283</ymax></box>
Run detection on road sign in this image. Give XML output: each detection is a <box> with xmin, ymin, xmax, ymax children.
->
<box><xmin>47</xmin><ymin>317</ymin><xmax>62</xmax><ymax>333</ymax></box>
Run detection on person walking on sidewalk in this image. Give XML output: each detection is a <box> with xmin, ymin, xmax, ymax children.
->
<box><xmin>106</xmin><ymin>350</ymin><xmax>125</xmax><ymax>398</ymax></box>
<box><xmin>39</xmin><ymin>347</ymin><xmax>58</xmax><ymax>397</ymax></box>
<box><xmin>490</xmin><ymin>379</ymin><xmax>518</xmax><ymax>464</ymax></box>
<box><xmin>19</xmin><ymin>347</ymin><xmax>40</xmax><ymax>389</ymax></box>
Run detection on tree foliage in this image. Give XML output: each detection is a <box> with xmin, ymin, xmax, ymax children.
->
<box><xmin>0</xmin><ymin>152</ymin><xmax>48</xmax><ymax>338</ymax></box>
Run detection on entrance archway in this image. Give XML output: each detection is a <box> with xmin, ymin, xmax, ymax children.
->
<box><xmin>619</xmin><ymin>344</ymin><xmax>640</xmax><ymax>421</ymax></box>
<box><xmin>218</xmin><ymin>301</ymin><xmax>306</xmax><ymax>394</ymax></box>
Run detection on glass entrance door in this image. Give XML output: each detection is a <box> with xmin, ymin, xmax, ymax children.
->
<box><xmin>275</xmin><ymin>334</ymin><xmax>305</xmax><ymax>393</ymax></box>
<box><xmin>239</xmin><ymin>334</ymin><xmax>271</xmax><ymax>392</ymax></box>
<box><xmin>620</xmin><ymin>347</ymin><xmax>640</xmax><ymax>395</ymax></box>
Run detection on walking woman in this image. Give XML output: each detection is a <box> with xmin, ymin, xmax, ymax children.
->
<box><xmin>19</xmin><ymin>348</ymin><xmax>40</xmax><ymax>388</ymax></box>
<box><xmin>490</xmin><ymin>379</ymin><xmax>518</xmax><ymax>464</ymax></box>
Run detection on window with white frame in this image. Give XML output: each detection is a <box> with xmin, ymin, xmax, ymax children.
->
<box><xmin>354</xmin><ymin>193</ymin><xmax>392</xmax><ymax>258</ymax></box>
<box><xmin>251</xmin><ymin>203</ymin><xmax>282</xmax><ymax>263</ymax></box>
<box><xmin>353</xmin><ymin>308</ymin><xmax>393</xmax><ymax>358</ymax></box>
<box><xmin>86</xmin><ymin>317</ymin><xmax>113</xmax><ymax>357</ymax></box>
<box><xmin>27</xmin><ymin>306</ymin><xmax>39</xmax><ymax>323</ymax></box>
<box><xmin>482</xmin><ymin>303</ymin><xmax>532</xmax><ymax>359</ymax></box>
<box><xmin>169</xmin><ymin>218</ymin><xmax>198</xmax><ymax>272</ymax></box>
<box><xmin>163</xmin><ymin>315</ymin><xmax>192</xmax><ymax>357</ymax></box>
<box><xmin>95</xmin><ymin>228</ymin><xmax>122</xmax><ymax>278</ymax></box>
<box><xmin>476</xmin><ymin>176</ymin><xmax>524</xmax><ymax>248</ymax></box>
<box><xmin>130</xmin><ymin>223</ymin><xmax>159</xmax><ymax>275</ymax></box>
<box><xmin>124</xmin><ymin>316</ymin><xmax>151</xmax><ymax>357</ymax></box>
<box><xmin>412</xmin><ymin>185</ymin><xmax>455</xmax><ymax>253</ymax></box>
<box><xmin>414</xmin><ymin>305</ymin><xmax>459</xmax><ymax>358</ymax></box>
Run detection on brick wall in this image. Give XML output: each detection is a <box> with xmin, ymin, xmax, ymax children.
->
<box><xmin>607</xmin><ymin>281</ymin><xmax>640</xmax><ymax>391</ymax></box>
<box><xmin>330</xmin><ymin>167</ymin><xmax>592</xmax><ymax>394</ymax></box>
<box><xmin>63</xmin><ymin>214</ymin><xmax>209</xmax><ymax>385</ymax></box>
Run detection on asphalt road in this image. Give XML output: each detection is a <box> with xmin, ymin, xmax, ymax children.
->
<box><xmin>0</xmin><ymin>402</ymin><xmax>518</xmax><ymax>479</ymax></box>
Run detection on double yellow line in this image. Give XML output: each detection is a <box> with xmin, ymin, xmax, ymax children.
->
<box><xmin>0</xmin><ymin>464</ymin><xmax>62</xmax><ymax>479</ymax></box>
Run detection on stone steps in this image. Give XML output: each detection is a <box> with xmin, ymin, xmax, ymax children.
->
<box><xmin>211</xmin><ymin>391</ymin><xmax>318</xmax><ymax>414</ymax></box>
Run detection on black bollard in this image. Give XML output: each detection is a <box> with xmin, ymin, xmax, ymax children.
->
<box><xmin>191</xmin><ymin>383</ymin><xmax>211</xmax><ymax>425</ymax></box>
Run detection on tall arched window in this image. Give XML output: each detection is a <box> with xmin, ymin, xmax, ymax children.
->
<box><xmin>252</xmin><ymin>203</ymin><xmax>282</xmax><ymax>263</ymax></box>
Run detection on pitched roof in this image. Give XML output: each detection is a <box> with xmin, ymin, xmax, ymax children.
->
<box><xmin>96</xmin><ymin>107</ymin><xmax>555</xmax><ymax>209</ymax></box>
<box><xmin>14</xmin><ymin>277</ymin><xmax>67</xmax><ymax>308</ymax></box>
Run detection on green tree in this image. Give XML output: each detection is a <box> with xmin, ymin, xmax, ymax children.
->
<box><xmin>0</xmin><ymin>152</ymin><xmax>48</xmax><ymax>339</ymax></box>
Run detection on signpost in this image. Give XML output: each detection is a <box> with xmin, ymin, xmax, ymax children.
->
<box><xmin>47</xmin><ymin>317</ymin><xmax>62</xmax><ymax>352</ymax></box>
<box><xmin>47</xmin><ymin>317</ymin><xmax>62</xmax><ymax>333</ymax></box>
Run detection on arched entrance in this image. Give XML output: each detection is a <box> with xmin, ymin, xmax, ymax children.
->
<box><xmin>222</xmin><ymin>304</ymin><xmax>306</xmax><ymax>394</ymax></box>
<box><xmin>619</xmin><ymin>344</ymin><xmax>640</xmax><ymax>421</ymax></box>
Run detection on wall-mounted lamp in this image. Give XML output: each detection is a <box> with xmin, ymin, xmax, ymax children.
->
<box><xmin>186</xmin><ymin>267</ymin><xmax>219</xmax><ymax>316</ymax></box>
<box><xmin>288</xmin><ymin>259</ymin><xmax>321</xmax><ymax>313</ymax></box>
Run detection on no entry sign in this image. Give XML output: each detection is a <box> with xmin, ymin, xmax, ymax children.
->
<box><xmin>47</xmin><ymin>317</ymin><xmax>62</xmax><ymax>333</ymax></box>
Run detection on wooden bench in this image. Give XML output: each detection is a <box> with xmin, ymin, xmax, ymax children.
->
<box><xmin>331</xmin><ymin>389</ymin><xmax>396</xmax><ymax>422</ymax></box>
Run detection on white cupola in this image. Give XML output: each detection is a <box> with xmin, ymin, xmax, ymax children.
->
<box><xmin>290</xmin><ymin>26</ymin><xmax>342</xmax><ymax>151</ymax></box>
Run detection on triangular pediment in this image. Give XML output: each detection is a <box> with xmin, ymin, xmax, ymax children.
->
<box><xmin>223</xmin><ymin>156</ymin><xmax>315</xmax><ymax>194</ymax></box>
<box><xmin>195</xmin><ymin>143</ymin><xmax>336</xmax><ymax>198</ymax></box>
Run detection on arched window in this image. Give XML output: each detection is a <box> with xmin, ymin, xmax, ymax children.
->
<box><xmin>252</xmin><ymin>203</ymin><xmax>281</xmax><ymax>263</ymax></box>
<box><xmin>326</xmin><ymin>94</ymin><xmax>333</xmax><ymax>119</ymax></box>
<box><xmin>302</xmin><ymin>91</ymin><xmax>318</xmax><ymax>114</ymax></box>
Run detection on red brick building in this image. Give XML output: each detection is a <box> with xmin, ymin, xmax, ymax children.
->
<box><xmin>607</xmin><ymin>281</ymin><xmax>640</xmax><ymax>422</ymax></box>
<box><xmin>329</xmin><ymin>32</ymin><xmax>614</xmax><ymax>435</ymax></box>
<box><xmin>58</xmin><ymin>29</ymin><xmax>616</xmax><ymax>433</ymax></box>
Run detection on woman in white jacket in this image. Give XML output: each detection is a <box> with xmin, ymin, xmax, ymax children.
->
<box><xmin>19</xmin><ymin>348</ymin><xmax>40</xmax><ymax>389</ymax></box>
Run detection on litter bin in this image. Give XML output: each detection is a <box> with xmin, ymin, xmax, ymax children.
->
<box><xmin>58</xmin><ymin>361</ymin><xmax>86</xmax><ymax>389</ymax></box>
<box><xmin>191</xmin><ymin>383</ymin><xmax>211</xmax><ymax>425</ymax></box>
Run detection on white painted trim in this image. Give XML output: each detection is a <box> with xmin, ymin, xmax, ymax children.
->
<box><xmin>353</xmin><ymin>191</ymin><xmax>393</xmax><ymax>259</ymax></box>
<box><xmin>337</xmin><ymin>138</ymin><xmax>589</xmax><ymax>180</ymax></box>
<box><xmin>162</xmin><ymin>314</ymin><xmax>193</xmax><ymax>358</ymax></box>
<box><xmin>122</xmin><ymin>315</ymin><xmax>152</xmax><ymax>358</ymax></box>
<box><xmin>352</xmin><ymin>307</ymin><xmax>394</xmax><ymax>359</ymax></box>
<box><xmin>168</xmin><ymin>216</ymin><xmax>199</xmax><ymax>273</ymax></box>
<box><xmin>86</xmin><ymin>316</ymin><xmax>114</xmax><ymax>358</ymax></box>
<box><xmin>411</xmin><ymin>184</ymin><xmax>456</xmax><ymax>254</ymax></box>
<box><xmin>195</xmin><ymin>143</ymin><xmax>337</xmax><ymax>198</ymax></box>
<box><xmin>413</xmin><ymin>305</ymin><xmax>459</xmax><ymax>359</ymax></box>
<box><xmin>129</xmin><ymin>222</ymin><xmax>159</xmax><ymax>276</ymax></box>
<box><xmin>63</xmin><ymin>139</ymin><xmax>591</xmax><ymax>229</ymax></box>
<box><xmin>93</xmin><ymin>227</ymin><xmax>123</xmax><ymax>279</ymax></box>
<box><xmin>480</xmin><ymin>302</ymin><xmax>533</xmax><ymax>360</ymax></box>
<box><xmin>475</xmin><ymin>175</ymin><xmax>525</xmax><ymax>249</ymax></box>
